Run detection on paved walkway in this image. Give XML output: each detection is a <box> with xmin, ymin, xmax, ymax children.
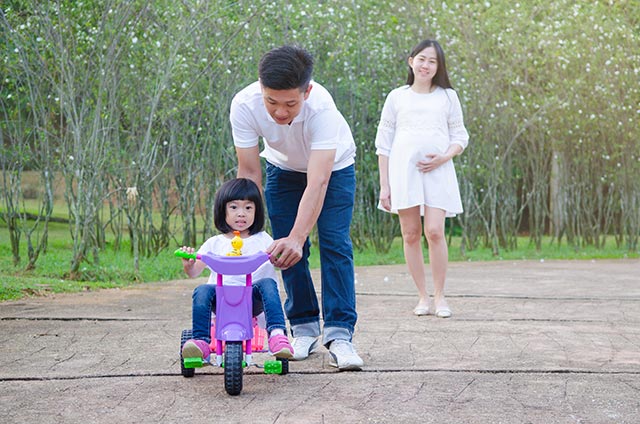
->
<box><xmin>1</xmin><ymin>259</ymin><xmax>639</xmax><ymax>423</ymax></box>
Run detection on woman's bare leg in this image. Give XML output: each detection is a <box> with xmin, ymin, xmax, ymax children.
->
<box><xmin>423</xmin><ymin>206</ymin><xmax>450</xmax><ymax>314</ymax></box>
<box><xmin>398</xmin><ymin>207</ymin><xmax>430</xmax><ymax>311</ymax></box>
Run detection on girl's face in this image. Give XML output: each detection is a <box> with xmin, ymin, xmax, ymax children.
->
<box><xmin>409</xmin><ymin>46</ymin><xmax>438</xmax><ymax>85</ymax></box>
<box><xmin>225</xmin><ymin>199</ymin><xmax>255</xmax><ymax>235</ymax></box>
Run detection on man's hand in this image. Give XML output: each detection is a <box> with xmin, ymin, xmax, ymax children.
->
<box><xmin>267</xmin><ymin>236</ymin><xmax>304</xmax><ymax>270</ymax></box>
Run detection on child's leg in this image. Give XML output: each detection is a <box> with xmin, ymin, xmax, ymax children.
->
<box><xmin>183</xmin><ymin>284</ymin><xmax>216</xmax><ymax>359</ymax></box>
<box><xmin>423</xmin><ymin>207</ymin><xmax>450</xmax><ymax>315</ymax></box>
<box><xmin>252</xmin><ymin>278</ymin><xmax>287</xmax><ymax>334</ymax></box>
<box><xmin>252</xmin><ymin>279</ymin><xmax>293</xmax><ymax>358</ymax></box>
<box><xmin>192</xmin><ymin>284</ymin><xmax>216</xmax><ymax>342</ymax></box>
<box><xmin>398</xmin><ymin>207</ymin><xmax>430</xmax><ymax>310</ymax></box>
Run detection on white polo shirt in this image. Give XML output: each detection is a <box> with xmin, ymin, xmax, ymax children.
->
<box><xmin>230</xmin><ymin>80</ymin><xmax>356</xmax><ymax>172</ymax></box>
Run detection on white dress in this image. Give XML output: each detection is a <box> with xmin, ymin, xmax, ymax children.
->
<box><xmin>375</xmin><ymin>86</ymin><xmax>469</xmax><ymax>217</ymax></box>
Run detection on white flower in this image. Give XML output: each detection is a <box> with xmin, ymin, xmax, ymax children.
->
<box><xmin>126</xmin><ymin>187</ymin><xmax>139</xmax><ymax>203</ymax></box>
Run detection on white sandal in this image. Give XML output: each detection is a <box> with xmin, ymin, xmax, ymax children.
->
<box><xmin>435</xmin><ymin>306</ymin><xmax>452</xmax><ymax>318</ymax></box>
<box><xmin>413</xmin><ymin>304</ymin><xmax>431</xmax><ymax>316</ymax></box>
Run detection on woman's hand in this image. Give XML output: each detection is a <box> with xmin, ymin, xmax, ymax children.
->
<box><xmin>416</xmin><ymin>153</ymin><xmax>447</xmax><ymax>173</ymax></box>
<box><xmin>417</xmin><ymin>145</ymin><xmax>463</xmax><ymax>173</ymax></box>
<box><xmin>379</xmin><ymin>186</ymin><xmax>392</xmax><ymax>211</ymax></box>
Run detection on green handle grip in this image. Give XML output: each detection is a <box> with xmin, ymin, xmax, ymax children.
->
<box><xmin>174</xmin><ymin>249</ymin><xmax>197</xmax><ymax>260</ymax></box>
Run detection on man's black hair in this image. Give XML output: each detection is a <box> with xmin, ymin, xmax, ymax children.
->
<box><xmin>258</xmin><ymin>45</ymin><xmax>314</xmax><ymax>91</ymax></box>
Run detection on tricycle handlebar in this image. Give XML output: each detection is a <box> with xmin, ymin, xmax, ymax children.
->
<box><xmin>174</xmin><ymin>249</ymin><xmax>270</xmax><ymax>275</ymax></box>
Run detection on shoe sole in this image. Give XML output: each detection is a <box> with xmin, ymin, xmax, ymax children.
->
<box><xmin>271</xmin><ymin>349</ymin><xmax>294</xmax><ymax>359</ymax></box>
<box><xmin>182</xmin><ymin>342</ymin><xmax>206</xmax><ymax>359</ymax></box>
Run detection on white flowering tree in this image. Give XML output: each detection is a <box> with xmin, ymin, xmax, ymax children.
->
<box><xmin>1</xmin><ymin>0</ymin><xmax>638</xmax><ymax>278</ymax></box>
<box><xmin>1</xmin><ymin>5</ymin><xmax>57</xmax><ymax>269</ymax></box>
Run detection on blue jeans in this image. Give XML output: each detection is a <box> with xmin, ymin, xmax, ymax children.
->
<box><xmin>265</xmin><ymin>162</ymin><xmax>357</xmax><ymax>346</ymax></box>
<box><xmin>191</xmin><ymin>278</ymin><xmax>286</xmax><ymax>343</ymax></box>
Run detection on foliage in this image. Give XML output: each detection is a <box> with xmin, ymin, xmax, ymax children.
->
<box><xmin>1</xmin><ymin>0</ymin><xmax>639</xmax><ymax>278</ymax></box>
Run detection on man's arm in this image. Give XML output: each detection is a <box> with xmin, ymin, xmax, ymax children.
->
<box><xmin>267</xmin><ymin>148</ymin><xmax>336</xmax><ymax>269</ymax></box>
<box><xmin>236</xmin><ymin>145</ymin><xmax>262</xmax><ymax>188</ymax></box>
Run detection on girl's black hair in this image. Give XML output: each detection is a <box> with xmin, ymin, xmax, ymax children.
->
<box><xmin>406</xmin><ymin>39</ymin><xmax>453</xmax><ymax>89</ymax></box>
<box><xmin>259</xmin><ymin>45</ymin><xmax>314</xmax><ymax>91</ymax></box>
<box><xmin>213</xmin><ymin>178</ymin><xmax>265</xmax><ymax>235</ymax></box>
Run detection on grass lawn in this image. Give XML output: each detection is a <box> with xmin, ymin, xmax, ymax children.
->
<box><xmin>1</xmin><ymin>220</ymin><xmax>637</xmax><ymax>301</ymax></box>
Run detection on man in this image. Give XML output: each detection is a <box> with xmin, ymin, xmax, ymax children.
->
<box><xmin>230</xmin><ymin>45</ymin><xmax>363</xmax><ymax>370</ymax></box>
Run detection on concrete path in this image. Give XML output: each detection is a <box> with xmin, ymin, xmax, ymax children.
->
<box><xmin>1</xmin><ymin>259</ymin><xmax>639</xmax><ymax>423</ymax></box>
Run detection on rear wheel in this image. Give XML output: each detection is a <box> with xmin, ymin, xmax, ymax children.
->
<box><xmin>180</xmin><ymin>329</ymin><xmax>195</xmax><ymax>378</ymax></box>
<box><xmin>278</xmin><ymin>358</ymin><xmax>289</xmax><ymax>375</ymax></box>
<box><xmin>224</xmin><ymin>341</ymin><xmax>243</xmax><ymax>395</ymax></box>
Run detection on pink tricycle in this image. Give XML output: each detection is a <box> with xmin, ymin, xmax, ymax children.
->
<box><xmin>174</xmin><ymin>249</ymin><xmax>288</xmax><ymax>395</ymax></box>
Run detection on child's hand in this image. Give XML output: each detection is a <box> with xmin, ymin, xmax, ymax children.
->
<box><xmin>178</xmin><ymin>246</ymin><xmax>206</xmax><ymax>278</ymax></box>
<box><xmin>179</xmin><ymin>246</ymin><xmax>196</xmax><ymax>267</ymax></box>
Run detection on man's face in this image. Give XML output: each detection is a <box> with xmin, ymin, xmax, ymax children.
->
<box><xmin>261</xmin><ymin>84</ymin><xmax>312</xmax><ymax>125</ymax></box>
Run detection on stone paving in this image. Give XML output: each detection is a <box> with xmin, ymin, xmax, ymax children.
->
<box><xmin>1</xmin><ymin>259</ymin><xmax>639</xmax><ymax>423</ymax></box>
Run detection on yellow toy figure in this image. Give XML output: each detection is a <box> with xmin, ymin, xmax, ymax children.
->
<box><xmin>227</xmin><ymin>230</ymin><xmax>243</xmax><ymax>256</ymax></box>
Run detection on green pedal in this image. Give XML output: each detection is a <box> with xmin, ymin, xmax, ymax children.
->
<box><xmin>263</xmin><ymin>360</ymin><xmax>282</xmax><ymax>374</ymax></box>
<box><xmin>183</xmin><ymin>357</ymin><xmax>204</xmax><ymax>368</ymax></box>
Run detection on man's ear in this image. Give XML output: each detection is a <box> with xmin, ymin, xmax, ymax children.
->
<box><xmin>304</xmin><ymin>83</ymin><xmax>313</xmax><ymax>100</ymax></box>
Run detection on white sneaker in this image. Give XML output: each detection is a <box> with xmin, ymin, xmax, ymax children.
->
<box><xmin>291</xmin><ymin>336</ymin><xmax>319</xmax><ymax>361</ymax></box>
<box><xmin>328</xmin><ymin>340</ymin><xmax>363</xmax><ymax>371</ymax></box>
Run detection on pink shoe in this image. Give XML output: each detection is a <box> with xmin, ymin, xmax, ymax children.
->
<box><xmin>268</xmin><ymin>334</ymin><xmax>294</xmax><ymax>359</ymax></box>
<box><xmin>182</xmin><ymin>339</ymin><xmax>211</xmax><ymax>360</ymax></box>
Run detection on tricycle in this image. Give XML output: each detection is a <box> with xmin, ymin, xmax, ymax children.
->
<box><xmin>174</xmin><ymin>245</ymin><xmax>288</xmax><ymax>396</ymax></box>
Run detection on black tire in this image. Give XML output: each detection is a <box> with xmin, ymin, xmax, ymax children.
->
<box><xmin>224</xmin><ymin>341</ymin><xmax>244</xmax><ymax>395</ymax></box>
<box><xmin>277</xmin><ymin>358</ymin><xmax>289</xmax><ymax>375</ymax></box>
<box><xmin>180</xmin><ymin>329</ymin><xmax>195</xmax><ymax>378</ymax></box>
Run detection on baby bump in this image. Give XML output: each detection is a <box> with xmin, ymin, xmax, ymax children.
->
<box><xmin>391</xmin><ymin>132</ymin><xmax>443</xmax><ymax>166</ymax></box>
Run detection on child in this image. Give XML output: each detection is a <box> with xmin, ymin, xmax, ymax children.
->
<box><xmin>375</xmin><ymin>39</ymin><xmax>469</xmax><ymax>318</ymax></box>
<box><xmin>178</xmin><ymin>178</ymin><xmax>294</xmax><ymax>360</ymax></box>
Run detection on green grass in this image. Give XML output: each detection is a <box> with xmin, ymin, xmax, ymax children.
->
<box><xmin>350</xmin><ymin>236</ymin><xmax>639</xmax><ymax>267</ymax></box>
<box><xmin>1</xmin><ymin>222</ymin><xmax>638</xmax><ymax>302</ymax></box>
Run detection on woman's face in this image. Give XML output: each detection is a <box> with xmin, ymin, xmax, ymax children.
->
<box><xmin>409</xmin><ymin>46</ymin><xmax>438</xmax><ymax>84</ymax></box>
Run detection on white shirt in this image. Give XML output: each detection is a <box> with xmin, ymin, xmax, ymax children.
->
<box><xmin>230</xmin><ymin>81</ymin><xmax>356</xmax><ymax>172</ymax></box>
<box><xmin>197</xmin><ymin>231</ymin><xmax>277</xmax><ymax>286</ymax></box>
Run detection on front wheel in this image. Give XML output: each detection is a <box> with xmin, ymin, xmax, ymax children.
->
<box><xmin>224</xmin><ymin>341</ymin><xmax>243</xmax><ymax>395</ymax></box>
